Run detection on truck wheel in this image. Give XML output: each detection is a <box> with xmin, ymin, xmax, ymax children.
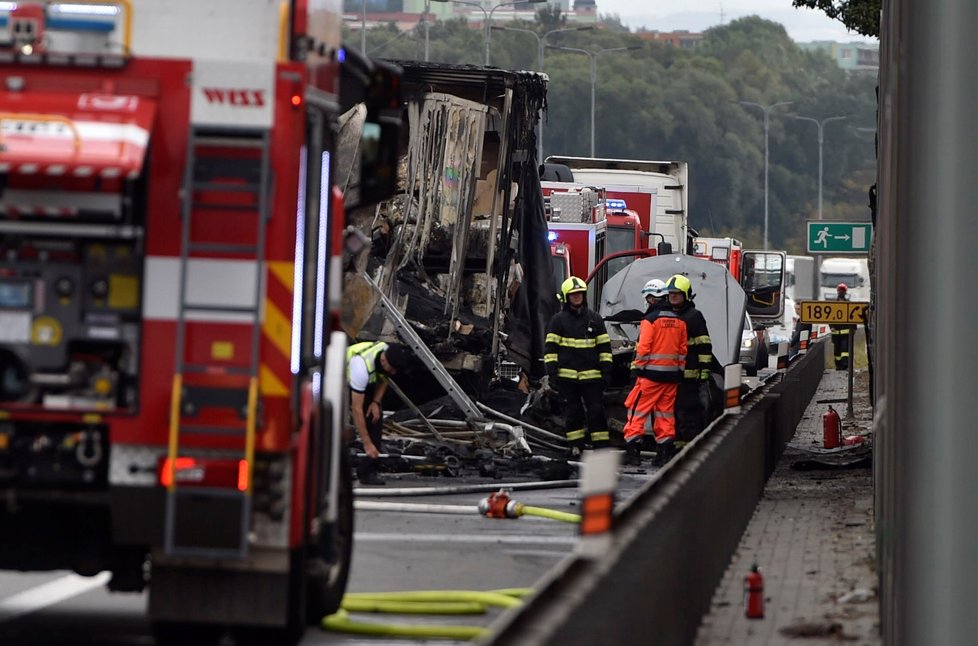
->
<box><xmin>151</xmin><ymin>621</ymin><xmax>224</xmax><ymax>646</ymax></box>
<box><xmin>229</xmin><ymin>623</ymin><xmax>303</xmax><ymax>646</ymax></box>
<box><xmin>304</xmin><ymin>451</ymin><xmax>354</xmax><ymax>624</ymax></box>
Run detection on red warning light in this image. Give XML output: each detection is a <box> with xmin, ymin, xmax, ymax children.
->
<box><xmin>291</xmin><ymin>94</ymin><xmax>302</xmax><ymax>107</ymax></box>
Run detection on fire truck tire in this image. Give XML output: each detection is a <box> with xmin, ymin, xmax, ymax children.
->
<box><xmin>150</xmin><ymin>621</ymin><xmax>224</xmax><ymax>646</ymax></box>
<box><xmin>305</xmin><ymin>451</ymin><xmax>355</xmax><ymax>624</ymax></box>
<box><xmin>229</xmin><ymin>622</ymin><xmax>303</xmax><ymax>646</ymax></box>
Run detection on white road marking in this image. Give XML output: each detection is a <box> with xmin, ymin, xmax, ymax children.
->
<box><xmin>501</xmin><ymin>549</ymin><xmax>569</xmax><ymax>558</ymax></box>
<box><xmin>0</xmin><ymin>572</ymin><xmax>111</xmax><ymax>622</ymax></box>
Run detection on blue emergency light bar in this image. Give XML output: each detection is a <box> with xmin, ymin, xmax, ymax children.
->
<box><xmin>605</xmin><ymin>198</ymin><xmax>627</xmax><ymax>210</ymax></box>
<box><xmin>0</xmin><ymin>2</ymin><xmax>119</xmax><ymax>31</ymax></box>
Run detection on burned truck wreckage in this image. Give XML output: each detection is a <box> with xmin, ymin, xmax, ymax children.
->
<box><xmin>338</xmin><ymin>62</ymin><xmax>572</xmax><ymax>479</ymax></box>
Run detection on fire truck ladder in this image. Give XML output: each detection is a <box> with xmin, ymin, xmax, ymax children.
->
<box><xmin>164</xmin><ymin>126</ymin><xmax>272</xmax><ymax>559</ymax></box>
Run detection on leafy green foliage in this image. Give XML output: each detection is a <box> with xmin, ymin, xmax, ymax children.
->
<box><xmin>791</xmin><ymin>0</ymin><xmax>881</xmax><ymax>38</ymax></box>
<box><xmin>345</xmin><ymin>15</ymin><xmax>877</xmax><ymax>250</ymax></box>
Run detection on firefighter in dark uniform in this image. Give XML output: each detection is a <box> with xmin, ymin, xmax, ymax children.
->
<box><xmin>665</xmin><ymin>274</ymin><xmax>714</xmax><ymax>443</ymax></box>
<box><xmin>831</xmin><ymin>283</ymin><xmax>855</xmax><ymax>370</ymax></box>
<box><xmin>544</xmin><ymin>276</ymin><xmax>613</xmax><ymax>455</ymax></box>
<box><xmin>347</xmin><ymin>341</ymin><xmax>411</xmax><ymax>485</ymax></box>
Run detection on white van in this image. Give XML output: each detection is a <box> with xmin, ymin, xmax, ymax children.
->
<box><xmin>819</xmin><ymin>257</ymin><xmax>870</xmax><ymax>301</ymax></box>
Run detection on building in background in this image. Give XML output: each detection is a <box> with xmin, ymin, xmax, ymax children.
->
<box><xmin>799</xmin><ymin>40</ymin><xmax>879</xmax><ymax>72</ymax></box>
<box><xmin>342</xmin><ymin>0</ymin><xmax>596</xmax><ymax>38</ymax></box>
<box><xmin>635</xmin><ymin>29</ymin><xmax>704</xmax><ymax>48</ymax></box>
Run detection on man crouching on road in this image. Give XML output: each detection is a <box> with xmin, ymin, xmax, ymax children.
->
<box><xmin>347</xmin><ymin>341</ymin><xmax>411</xmax><ymax>485</ymax></box>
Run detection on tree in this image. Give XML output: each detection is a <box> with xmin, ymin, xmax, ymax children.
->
<box><xmin>535</xmin><ymin>4</ymin><xmax>564</xmax><ymax>31</ymax></box>
<box><xmin>791</xmin><ymin>0</ymin><xmax>881</xmax><ymax>38</ymax></box>
<box><xmin>367</xmin><ymin>14</ymin><xmax>878</xmax><ymax>249</ymax></box>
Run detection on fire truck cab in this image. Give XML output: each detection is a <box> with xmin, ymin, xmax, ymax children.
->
<box><xmin>693</xmin><ymin>236</ymin><xmax>744</xmax><ymax>279</ymax></box>
<box><xmin>0</xmin><ymin>1</ymin><xmax>401</xmax><ymax>643</ymax></box>
<box><xmin>544</xmin><ymin>156</ymin><xmax>689</xmax><ymax>254</ymax></box>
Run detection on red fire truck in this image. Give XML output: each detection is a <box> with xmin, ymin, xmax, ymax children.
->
<box><xmin>0</xmin><ymin>1</ymin><xmax>400</xmax><ymax>643</ymax></box>
<box><xmin>543</xmin><ymin>183</ymin><xmax>607</xmax><ymax>292</ymax></box>
<box><xmin>543</xmin><ymin>184</ymin><xmax>659</xmax><ymax>307</ymax></box>
<box><xmin>693</xmin><ymin>236</ymin><xmax>744</xmax><ymax>279</ymax></box>
<box><xmin>545</xmin><ymin>156</ymin><xmax>689</xmax><ymax>254</ymax></box>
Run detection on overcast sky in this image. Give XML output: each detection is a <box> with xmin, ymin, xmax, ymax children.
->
<box><xmin>597</xmin><ymin>0</ymin><xmax>877</xmax><ymax>43</ymax></box>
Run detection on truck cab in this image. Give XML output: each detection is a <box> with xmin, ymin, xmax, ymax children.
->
<box><xmin>544</xmin><ymin>156</ymin><xmax>688</xmax><ymax>255</ymax></box>
<box><xmin>819</xmin><ymin>256</ymin><xmax>870</xmax><ymax>301</ymax></box>
<box><xmin>693</xmin><ymin>236</ymin><xmax>743</xmax><ymax>279</ymax></box>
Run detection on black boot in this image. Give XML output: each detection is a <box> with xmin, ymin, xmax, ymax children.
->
<box><xmin>624</xmin><ymin>440</ymin><xmax>642</xmax><ymax>466</ymax></box>
<box><xmin>357</xmin><ymin>459</ymin><xmax>386</xmax><ymax>486</ymax></box>
<box><xmin>653</xmin><ymin>440</ymin><xmax>676</xmax><ymax>467</ymax></box>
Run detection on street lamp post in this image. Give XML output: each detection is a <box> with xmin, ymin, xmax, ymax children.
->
<box><xmin>739</xmin><ymin>100</ymin><xmax>793</xmax><ymax>250</ymax></box>
<box><xmin>491</xmin><ymin>25</ymin><xmax>592</xmax><ymax>161</ymax></box>
<box><xmin>434</xmin><ymin>0</ymin><xmax>543</xmax><ymax>66</ymax></box>
<box><xmin>361</xmin><ymin>0</ymin><xmax>367</xmax><ymax>52</ymax></box>
<box><xmin>549</xmin><ymin>45</ymin><xmax>640</xmax><ymax>157</ymax></box>
<box><xmin>423</xmin><ymin>0</ymin><xmax>430</xmax><ymax>61</ymax></box>
<box><xmin>791</xmin><ymin>115</ymin><xmax>846</xmax><ymax>221</ymax></box>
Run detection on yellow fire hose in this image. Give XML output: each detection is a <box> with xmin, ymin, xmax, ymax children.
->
<box><xmin>516</xmin><ymin>504</ymin><xmax>581</xmax><ymax>524</ymax></box>
<box><xmin>323</xmin><ymin>609</ymin><xmax>487</xmax><ymax>640</ymax></box>
<box><xmin>322</xmin><ymin>588</ymin><xmax>532</xmax><ymax>640</ymax></box>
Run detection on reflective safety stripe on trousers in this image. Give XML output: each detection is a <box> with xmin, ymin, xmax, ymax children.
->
<box><xmin>558</xmin><ymin>368</ymin><xmax>603</xmax><ymax>380</ymax></box>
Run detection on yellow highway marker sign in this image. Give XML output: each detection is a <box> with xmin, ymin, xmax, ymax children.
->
<box><xmin>798</xmin><ymin>300</ymin><xmax>868</xmax><ymax>325</ymax></box>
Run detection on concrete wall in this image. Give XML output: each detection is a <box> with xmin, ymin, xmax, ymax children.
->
<box><xmin>484</xmin><ymin>341</ymin><xmax>825</xmax><ymax>646</ymax></box>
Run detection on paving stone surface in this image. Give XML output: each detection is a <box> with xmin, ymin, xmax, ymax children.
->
<box><xmin>696</xmin><ymin>367</ymin><xmax>879</xmax><ymax>645</ymax></box>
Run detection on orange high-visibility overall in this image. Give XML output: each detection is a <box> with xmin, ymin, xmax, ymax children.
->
<box><xmin>623</xmin><ymin>309</ymin><xmax>687</xmax><ymax>444</ymax></box>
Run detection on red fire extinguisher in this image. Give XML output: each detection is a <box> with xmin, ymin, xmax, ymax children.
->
<box><xmin>823</xmin><ymin>405</ymin><xmax>841</xmax><ymax>449</ymax></box>
<box><xmin>745</xmin><ymin>563</ymin><xmax>764</xmax><ymax>619</ymax></box>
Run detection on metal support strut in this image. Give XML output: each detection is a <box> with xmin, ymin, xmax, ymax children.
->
<box><xmin>364</xmin><ymin>274</ymin><xmax>482</xmax><ymax>421</ymax></box>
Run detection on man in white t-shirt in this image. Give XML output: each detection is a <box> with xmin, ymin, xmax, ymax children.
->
<box><xmin>347</xmin><ymin>341</ymin><xmax>411</xmax><ymax>485</ymax></box>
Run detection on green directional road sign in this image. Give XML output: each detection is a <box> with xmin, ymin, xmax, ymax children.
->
<box><xmin>807</xmin><ymin>221</ymin><xmax>873</xmax><ymax>254</ymax></box>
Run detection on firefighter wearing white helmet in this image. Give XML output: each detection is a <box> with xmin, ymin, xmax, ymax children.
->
<box><xmin>642</xmin><ymin>278</ymin><xmax>669</xmax><ymax>313</ymax></box>
<box><xmin>544</xmin><ymin>276</ymin><xmax>613</xmax><ymax>455</ymax></box>
<box><xmin>623</xmin><ymin>277</ymin><xmax>687</xmax><ymax>466</ymax></box>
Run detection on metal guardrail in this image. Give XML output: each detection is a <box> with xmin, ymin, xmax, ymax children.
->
<box><xmin>482</xmin><ymin>340</ymin><xmax>825</xmax><ymax>646</ymax></box>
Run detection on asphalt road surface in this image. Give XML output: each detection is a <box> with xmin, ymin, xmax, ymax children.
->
<box><xmin>0</xmin><ymin>468</ymin><xmax>651</xmax><ymax>645</ymax></box>
<box><xmin>0</xmin><ymin>369</ymin><xmax>774</xmax><ymax>645</ymax></box>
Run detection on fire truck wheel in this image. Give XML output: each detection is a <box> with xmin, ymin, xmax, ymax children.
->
<box><xmin>230</xmin><ymin>623</ymin><xmax>302</xmax><ymax>646</ymax></box>
<box><xmin>151</xmin><ymin>621</ymin><xmax>224</xmax><ymax>646</ymax></box>
<box><xmin>305</xmin><ymin>450</ymin><xmax>354</xmax><ymax>624</ymax></box>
